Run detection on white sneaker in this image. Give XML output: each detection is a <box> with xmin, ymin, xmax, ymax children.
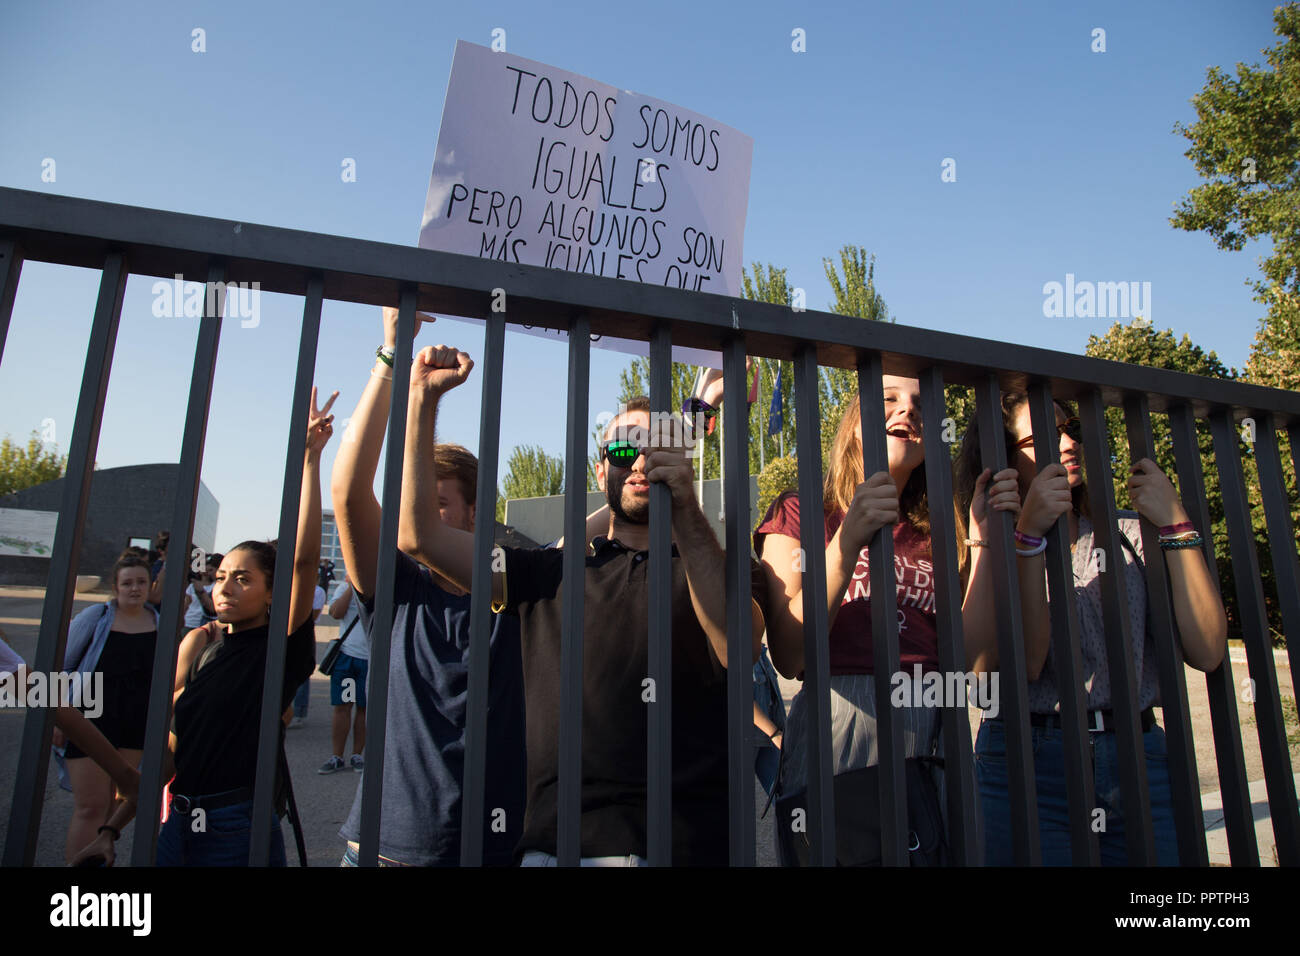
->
<box><xmin>289</xmin><ymin>716</ymin><xmax>306</xmax><ymax>729</ymax></box>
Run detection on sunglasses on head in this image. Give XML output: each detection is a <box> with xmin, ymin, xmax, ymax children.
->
<box><xmin>600</xmin><ymin>438</ymin><xmax>645</xmax><ymax>467</ymax></box>
<box><xmin>1014</xmin><ymin>417</ymin><xmax>1082</xmax><ymax>449</ymax></box>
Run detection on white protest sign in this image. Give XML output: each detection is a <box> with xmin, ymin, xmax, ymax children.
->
<box><xmin>419</xmin><ymin>40</ymin><xmax>753</xmax><ymax>365</ymax></box>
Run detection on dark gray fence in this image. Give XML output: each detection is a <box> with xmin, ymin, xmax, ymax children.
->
<box><xmin>2</xmin><ymin>186</ymin><xmax>1298</xmax><ymax>866</ymax></box>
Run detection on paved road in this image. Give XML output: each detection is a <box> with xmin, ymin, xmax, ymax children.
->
<box><xmin>1</xmin><ymin>589</ymin><xmax>779</xmax><ymax>866</ymax></box>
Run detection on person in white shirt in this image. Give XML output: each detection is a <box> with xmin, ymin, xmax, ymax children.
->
<box><xmin>317</xmin><ymin>581</ymin><xmax>368</xmax><ymax>774</ymax></box>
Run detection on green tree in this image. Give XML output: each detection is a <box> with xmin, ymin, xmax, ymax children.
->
<box><xmin>1171</xmin><ymin>3</ymin><xmax>1300</xmax><ymax>305</ymax></box>
<box><xmin>820</xmin><ymin>247</ymin><xmax>894</xmax><ymax>457</ymax></box>
<box><xmin>0</xmin><ymin>431</ymin><xmax>67</xmax><ymax>497</ymax></box>
<box><xmin>497</xmin><ymin>444</ymin><xmax>564</xmax><ymax>522</ymax></box>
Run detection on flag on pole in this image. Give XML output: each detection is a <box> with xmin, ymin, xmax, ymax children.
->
<box><xmin>768</xmin><ymin>363</ymin><xmax>783</xmax><ymax>437</ymax></box>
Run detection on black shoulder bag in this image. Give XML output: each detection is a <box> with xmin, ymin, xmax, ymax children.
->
<box><xmin>318</xmin><ymin>616</ymin><xmax>359</xmax><ymax>676</ymax></box>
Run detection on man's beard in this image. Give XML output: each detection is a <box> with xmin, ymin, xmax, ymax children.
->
<box><xmin>606</xmin><ymin>470</ymin><xmax>649</xmax><ymax>524</ymax></box>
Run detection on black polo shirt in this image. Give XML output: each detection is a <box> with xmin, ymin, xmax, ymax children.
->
<box><xmin>172</xmin><ymin>617</ymin><xmax>316</xmax><ymax>796</ymax></box>
<box><xmin>503</xmin><ymin>536</ymin><xmax>766</xmax><ymax>865</ymax></box>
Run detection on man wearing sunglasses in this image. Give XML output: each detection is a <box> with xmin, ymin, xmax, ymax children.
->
<box><xmin>399</xmin><ymin>344</ymin><xmax>767</xmax><ymax>866</ymax></box>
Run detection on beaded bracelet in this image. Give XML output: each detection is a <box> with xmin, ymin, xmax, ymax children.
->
<box><xmin>1160</xmin><ymin>535</ymin><xmax>1203</xmax><ymax>551</ymax></box>
<box><xmin>964</xmin><ymin>539</ymin><xmax>989</xmax><ymax>548</ymax></box>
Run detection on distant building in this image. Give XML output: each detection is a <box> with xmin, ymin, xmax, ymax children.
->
<box><xmin>321</xmin><ymin>509</ymin><xmax>345</xmax><ymax>589</ymax></box>
<box><xmin>0</xmin><ymin>464</ymin><xmax>219</xmax><ymax>588</ymax></box>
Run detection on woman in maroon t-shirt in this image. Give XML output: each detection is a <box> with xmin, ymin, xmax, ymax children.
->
<box><xmin>754</xmin><ymin>374</ymin><xmax>1019</xmax><ymax>862</ymax></box>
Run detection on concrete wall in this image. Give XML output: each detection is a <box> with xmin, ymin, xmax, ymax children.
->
<box><xmin>0</xmin><ymin>464</ymin><xmax>219</xmax><ymax>587</ymax></box>
<box><xmin>505</xmin><ymin>477</ymin><xmax>761</xmax><ymax>549</ymax></box>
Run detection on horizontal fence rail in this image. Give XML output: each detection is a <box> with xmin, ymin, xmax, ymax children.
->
<box><xmin>2</xmin><ymin>186</ymin><xmax>1298</xmax><ymax>868</ymax></box>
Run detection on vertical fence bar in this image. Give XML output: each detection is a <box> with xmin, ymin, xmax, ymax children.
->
<box><xmin>856</xmin><ymin>353</ymin><xmax>906</xmax><ymax>865</ymax></box>
<box><xmin>356</xmin><ymin>286</ymin><xmax>417</xmax><ymax>864</ymax></box>
<box><xmin>646</xmin><ymin>323</ymin><xmax>673</xmax><ymax>866</ymax></box>
<box><xmin>1168</xmin><ymin>404</ymin><xmax>1257</xmax><ymax>864</ymax></box>
<box><xmin>557</xmin><ymin>316</ymin><xmax>591</xmax><ymax>866</ymax></box>
<box><xmin>917</xmin><ymin>367</ymin><xmax>978</xmax><ymax>864</ymax></box>
<box><xmin>133</xmin><ymin>262</ymin><xmax>227</xmax><ymax>865</ymax></box>
<box><xmin>1027</xmin><ymin>381</ymin><xmax>1098</xmax><ymax>866</ymax></box>
<box><xmin>974</xmin><ymin>373</ymin><xmax>1039</xmax><ymax>865</ymax></box>
<box><xmin>1288</xmin><ymin>425</ymin><xmax>1300</xmax><ymax>495</ymax></box>
<box><xmin>1211</xmin><ymin>408</ymin><xmax>1300</xmax><ymax>865</ymax></box>
<box><xmin>1077</xmin><ymin>389</ymin><xmax>1154</xmax><ymax>864</ymax></box>
<box><xmin>1256</xmin><ymin>414</ymin><xmax>1300</xmax><ymax>740</ymax></box>
<box><xmin>1123</xmin><ymin>394</ymin><xmax>1207</xmax><ymax>865</ymax></box>
<box><xmin>460</xmin><ymin>310</ymin><xmax>506</xmax><ymax>866</ymax></box>
<box><xmin>794</xmin><ymin>344</ymin><xmax>835</xmax><ymax>865</ymax></box>
<box><xmin>249</xmin><ymin>275</ymin><xmax>324</xmax><ymax>865</ymax></box>
<box><xmin>3</xmin><ymin>252</ymin><xmax>127</xmax><ymax>866</ymax></box>
<box><xmin>0</xmin><ymin>240</ymin><xmax>23</xmax><ymax>366</ymax></box>
<box><xmin>723</xmin><ymin>335</ymin><xmax>756</xmax><ymax>866</ymax></box>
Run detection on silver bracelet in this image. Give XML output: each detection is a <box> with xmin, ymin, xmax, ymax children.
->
<box><xmin>1015</xmin><ymin>539</ymin><xmax>1048</xmax><ymax>558</ymax></box>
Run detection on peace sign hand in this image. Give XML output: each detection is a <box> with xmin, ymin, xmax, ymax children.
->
<box><xmin>307</xmin><ymin>386</ymin><xmax>339</xmax><ymax>455</ymax></box>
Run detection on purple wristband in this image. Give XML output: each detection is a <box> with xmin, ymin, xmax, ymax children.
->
<box><xmin>1013</xmin><ymin>529</ymin><xmax>1044</xmax><ymax>549</ymax></box>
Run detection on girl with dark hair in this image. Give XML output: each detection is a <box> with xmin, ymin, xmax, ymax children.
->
<box><xmin>155</xmin><ymin>387</ymin><xmax>337</xmax><ymax>866</ymax></box>
<box><xmin>56</xmin><ymin>550</ymin><xmax>158</xmax><ymax>864</ymax></box>
<box><xmin>954</xmin><ymin>393</ymin><xmax>1227</xmax><ymax>865</ymax></box>
<box><xmin>754</xmin><ymin>375</ymin><xmax>1020</xmax><ymax>865</ymax></box>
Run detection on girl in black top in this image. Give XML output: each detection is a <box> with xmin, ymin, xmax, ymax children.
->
<box><xmin>58</xmin><ymin>550</ymin><xmax>158</xmax><ymax>864</ymax></box>
<box><xmin>155</xmin><ymin>387</ymin><xmax>337</xmax><ymax>867</ymax></box>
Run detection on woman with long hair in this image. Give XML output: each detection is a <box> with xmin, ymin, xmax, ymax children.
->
<box><xmin>57</xmin><ymin>550</ymin><xmax>159</xmax><ymax>864</ymax></box>
<box><xmin>954</xmin><ymin>393</ymin><xmax>1226</xmax><ymax>865</ymax></box>
<box><xmin>755</xmin><ymin>375</ymin><xmax>1019</xmax><ymax>865</ymax></box>
<box><xmin>154</xmin><ymin>386</ymin><xmax>337</xmax><ymax>866</ymax></box>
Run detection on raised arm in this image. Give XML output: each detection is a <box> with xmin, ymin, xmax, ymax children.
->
<box><xmin>396</xmin><ymin>345</ymin><xmax>502</xmax><ymax>604</ymax></box>
<box><xmin>759</xmin><ymin>473</ymin><xmax>898</xmax><ymax>679</ymax></box>
<box><xmin>644</xmin><ymin>419</ymin><xmax>763</xmax><ymax>669</ymax></box>
<box><xmin>1127</xmin><ymin>459</ymin><xmax>1227</xmax><ymax>671</ymax></box>
<box><xmin>330</xmin><ymin>308</ymin><xmax>423</xmax><ymax>599</ymax></box>
<box><xmin>289</xmin><ymin>387</ymin><xmax>337</xmax><ymax>633</ymax></box>
<box><xmin>1007</xmin><ymin>463</ymin><xmax>1073</xmax><ymax>681</ymax></box>
<box><xmin>960</xmin><ymin>467</ymin><xmax>1023</xmax><ymax>673</ymax></box>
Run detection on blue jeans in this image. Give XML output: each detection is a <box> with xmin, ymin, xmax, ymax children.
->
<box><xmin>975</xmin><ymin>718</ymin><xmax>1180</xmax><ymax>865</ymax></box>
<box><xmin>156</xmin><ymin>799</ymin><xmax>287</xmax><ymax>866</ymax></box>
<box><xmin>293</xmin><ymin>679</ymin><xmax>310</xmax><ymax>718</ymax></box>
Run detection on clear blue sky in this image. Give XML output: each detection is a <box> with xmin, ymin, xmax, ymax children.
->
<box><xmin>0</xmin><ymin>0</ymin><xmax>1283</xmax><ymax>550</ymax></box>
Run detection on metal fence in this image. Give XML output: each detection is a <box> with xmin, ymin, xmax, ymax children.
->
<box><xmin>2</xmin><ymin>185</ymin><xmax>1298</xmax><ymax>867</ymax></box>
